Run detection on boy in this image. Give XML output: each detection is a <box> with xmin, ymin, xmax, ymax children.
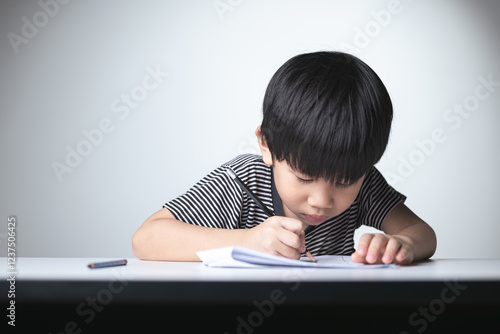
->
<box><xmin>132</xmin><ymin>51</ymin><xmax>436</xmax><ymax>265</ymax></box>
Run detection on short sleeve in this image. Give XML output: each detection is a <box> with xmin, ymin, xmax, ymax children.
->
<box><xmin>357</xmin><ymin>167</ymin><xmax>406</xmax><ymax>230</ymax></box>
<box><xmin>163</xmin><ymin>166</ymin><xmax>243</xmax><ymax>229</ymax></box>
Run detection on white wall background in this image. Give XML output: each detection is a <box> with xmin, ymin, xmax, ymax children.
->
<box><xmin>1</xmin><ymin>0</ymin><xmax>499</xmax><ymax>259</ymax></box>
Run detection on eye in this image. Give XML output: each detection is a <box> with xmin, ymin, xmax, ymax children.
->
<box><xmin>296</xmin><ymin>176</ymin><xmax>314</xmax><ymax>184</ymax></box>
<box><xmin>335</xmin><ymin>182</ymin><xmax>352</xmax><ymax>189</ymax></box>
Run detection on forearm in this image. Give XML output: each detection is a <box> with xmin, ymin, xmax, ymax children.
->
<box><xmin>132</xmin><ymin>218</ymin><xmax>246</xmax><ymax>261</ymax></box>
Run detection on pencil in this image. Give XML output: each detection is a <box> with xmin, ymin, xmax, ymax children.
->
<box><xmin>88</xmin><ymin>259</ymin><xmax>128</xmax><ymax>269</ymax></box>
<box><xmin>225</xmin><ymin>167</ymin><xmax>317</xmax><ymax>263</ymax></box>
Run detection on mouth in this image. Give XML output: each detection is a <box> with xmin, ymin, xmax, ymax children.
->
<box><xmin>303</xmin><ymin>214</ymin><xmax>329</xmax><ymax>223</ymax></box>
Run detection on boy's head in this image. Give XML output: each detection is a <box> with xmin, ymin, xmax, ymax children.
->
<box><xmin>259</xmin><ymin>51</ymin><xmax>393</xmax><ymax>185</ymax></box>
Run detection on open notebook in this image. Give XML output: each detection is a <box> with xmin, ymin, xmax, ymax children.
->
<box><xmin>197</xmin><ymin>246</ymin><xmax>397</xmax><ymax>269</ymax></box>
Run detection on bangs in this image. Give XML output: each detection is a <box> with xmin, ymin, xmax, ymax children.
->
<box><xmin>261</xmin><ymin>51</ymin><xmax>392</xmax><ymax>184</ymax></box>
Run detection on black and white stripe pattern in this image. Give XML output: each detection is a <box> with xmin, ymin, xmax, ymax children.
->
<box><xmin>164</xmin><ymin>154</ymin><xmax>406</xmax><ymax>256</ymax></box>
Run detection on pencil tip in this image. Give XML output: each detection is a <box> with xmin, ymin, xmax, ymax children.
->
<box><xmin>306</xmin><ymin>251</ymin><xmax>317</xmax><ymax>263</ymax></box>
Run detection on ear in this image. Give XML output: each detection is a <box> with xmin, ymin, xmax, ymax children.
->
<box><xmin>255</xmin><ymin>126</ymin><xmax>273</xmax><ymax>166</ymax></box>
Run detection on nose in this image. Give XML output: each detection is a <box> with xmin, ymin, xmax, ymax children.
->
<box><xmin>307</xmin><ymin>186</ymin><xmax>334</xmax><ymax>210</ymax></box>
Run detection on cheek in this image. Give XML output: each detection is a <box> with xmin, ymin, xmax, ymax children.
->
<box><xmin>336</xmin><ymin>195</ymin><xmax>356</xmax><ymax>212</ymax></box>
<box><xmin>337</xmin><ymin>188</ymin><xmax>361</xmax><ymax>209</ymax></box>
<box><xmin>282</xmin><ymin>190</ymin><xmax>304</xmax><ymax>209</ymax></box>
<box><xmin>275</xmin><ymin>178</ymin><xmax>304</xmax><ymax>209</ymax></box>
<box><xmin>278</xmin><ymin>183</ymin><xmax>302</xmax><ymax>205</ymax></box>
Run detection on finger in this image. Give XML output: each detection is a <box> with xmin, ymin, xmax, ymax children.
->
<box><xmin>300</xmin><ymin>231</ymin><xmax>306</xmax><ymax>253</ymax></box>
<box><xmin>275</xmin><ymin>242</ymin><xmax>302</xmax><ymax>260</ymax></box>
<box><xmin>355</xmin><ymin>233</ymin><xmax>375</xmax><ymax>257</ymax></box>
<box><xmin>351</xmin><ymin>251</ymin><xmax>367</xmax><ymax>264</ymax></box>
<box><xmin>277</xmin><ymin>217</ymin><xmax>304</xmax><ymax>235</ymax></box>
<box><xmin>277</xmin><ymin>228</ymin><xmax>304</xmax><ymax>253</ymax></box>
<box><xmin>366</xmin><ymin>234</ymin><xmax>389</xmax><ymax>264</ymax></box>
<box><xmin>381</xmin><ymin>238</ymin><xmax>402</xmax><ymax>264</ymax></box>
<box><xmin>275</xmin><ymin>217</ymin><xmax>306</xmax><ymax>252</ymax></box>
<box><xmin>395</xmin><ymin>245</ymin><xmax>413</xmax><ymax>265</ymax></box>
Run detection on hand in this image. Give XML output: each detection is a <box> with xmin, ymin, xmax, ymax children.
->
<box><xmin>351</xmin><ymin>233</ymin><xmax>414</xmax><ymax>265</ymax></box>
<box><xmin>242</xmin><ymin>216</ymin><xmax>306</xmax><ymax>259</ymax></box>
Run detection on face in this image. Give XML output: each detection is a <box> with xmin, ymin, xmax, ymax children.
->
<box><xmin>256</xmin><ymin>125</ymin><xmax>365</xmax><ymax>229</ymax></box>
<box><xmin>272</xmin><ymin>159</ymin><xmax>365</xmax><ymax>229</ymax></box>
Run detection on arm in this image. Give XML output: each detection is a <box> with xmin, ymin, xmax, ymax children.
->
<box><xmin>132</xmin><ymin>208</ymin><xmax>246</xmax><ymax>261</ymax></box>
<box><xmin>351</xmin><ymin>202</ymin><xmax>437</xmax><ymax>265</ymax></box>
<box><xmin>132</xmin><ymin>208</ymin><xmax>306</xmax><ymax>261</ymax></box>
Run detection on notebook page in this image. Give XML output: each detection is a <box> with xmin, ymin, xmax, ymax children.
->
<box><xmin>197</xmin><ymin>247</ymin><xmax>396</xmax><ymax>268</ymax></box>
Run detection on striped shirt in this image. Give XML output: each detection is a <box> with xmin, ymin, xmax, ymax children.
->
<box><xmin>164</xmin><ymin>154</ymin><xmax>406</xmax><ymax>256</ymax></box>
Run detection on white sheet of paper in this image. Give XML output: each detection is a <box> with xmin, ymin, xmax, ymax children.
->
<box><xmin>196</xmin><ymin>246</ymin><xmax>397</xmax><ymax>269</ymax></box>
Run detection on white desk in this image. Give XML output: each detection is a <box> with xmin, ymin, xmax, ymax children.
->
<box><xmin>8</xmin><ymin>257</ymin><xmax>500</xmax><ymax>282</ymax></box>
<box><xmin>3</xmin><ymin>257</ymin><xmax>500</xmax><ymax>333</ymax></box>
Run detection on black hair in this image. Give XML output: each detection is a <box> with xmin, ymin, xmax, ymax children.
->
<box><xmin>261</xmin><ymin>51</ymin><xmax>393</xmax><ymax>184</ymax></box>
